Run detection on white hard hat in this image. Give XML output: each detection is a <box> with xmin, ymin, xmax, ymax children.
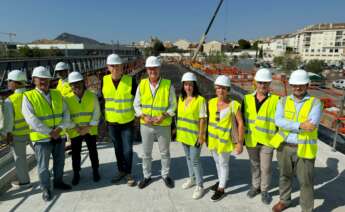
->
<box><xmin>215</xmin><ymin>75</ymin><xmax>231</xmax><ymax>87</ymax></box>
<box><xmin>145</xmin><ymin>56</ymin><xmax>161</xmax><ymax>68</ymax></box>
<box><xmin>255</xmin><ymin>68</ymin><xmax>272</xmax><ymax>82</ymax></box>
<box><xmin>68</xmin><ymin>71</ymin><xmax>84</xmax><ymax>84</ymax></box>
<box><xmin>289</xmin><ymin>69</ymin><xmax>310</xmax><ymax>85</ymax></box>
<box><xmin>107</xmin><ymin>54</ymin><xmax>122</xmax><ymax>65</ymax></box>
<box><xmin>7</xmin><ymin>70</ymin><xmax>27</xmax><ymax>82</ymax></box>
<box><xmin>181</xmin><ymin>72</ymin><xmax>197</xmax><ymax>82</ymax></box>
<box><xmin>54</xmin><ymin>62</ymin><xmax>69</xmax><ymax>71</ymax></box>
<box><xmin>32</xmin><ymin>66</ymin><xmax>52</xmax><ymax>79</ymax></box>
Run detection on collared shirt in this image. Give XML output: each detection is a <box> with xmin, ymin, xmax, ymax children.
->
<box><xmin>67</xmin><ymin>91</ymin><xmax>101</xmax><ymax>128</ymax></box>
<box><xmin>133</xmin><ymin>78</ymin><xmax>177</xmax><ymax>117</ymax></box>
<box><xmin>22</xmin><ymin>88</ymin><xmax>72</xmax><ymax>141</ymax></box>
<box><xmin>0</xmin><ymin>100</ymin><xmax>4</xmax><ymax>135</ymax></box>
<box><xmin>241</xmin><ymin>91</ymin><xmax>271</xmax><ymax>115</ymax></box>
<box><xmin>275</xmin><ymin>94</ymin><xmax>323</xmax><ymax>144</ymax></box>
<box><xmin>3</xmin><ymin>88</ymin><xmax>27</xmax><ymax>134</ymax></box>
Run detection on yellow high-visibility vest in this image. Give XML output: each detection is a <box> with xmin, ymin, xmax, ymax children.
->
<box><xmin>243</xmin><ymin>94</ymin><xmax>279</xmax><ymax>147</ymax></box>
<box><xmin>65</xmin><ymin>90</ymin><xmax>98</xmax><ymax>138</ymax></box>
<box><xmin>8</xmin><ymin>92</ymin><xmax>29</xmax><ymax>136</ymax></box>
<box><xmin>139</xmin><ymin>78</ymin><xmax>172</xmax><ymax>126</ymax></box>
<box><xmin>207</xmin><ymin>98</ymin><xmax>240</xmax><ymax>153</ymax></box>
<box><xmin>56</xmin><ymin>79</ymin><xmax>72</xmax><ymax>96</ymax></box>
<box><xmin>269</xmin><ymin>96</ymin><xmax>320</xmax><ymax>159</ymax></box>
<box><xmin>102</xmin><ymin>74</ymin><xmax>135</xmax><ymax>124</ymax></box>
<box><xmin>24</xmin><ymin>89</ymin><xmax>64</xmax><ymax>142</ymax></box>
<box><xmin>176</xmin><ymin>95</ymin><xmax>205</xmax><ymax>146</ymax></box>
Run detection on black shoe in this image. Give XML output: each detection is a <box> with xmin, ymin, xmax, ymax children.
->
<box><xmin>246</xmin><ymin>187</ymin><xmax>261</xmax><ymax>198</ymax></box>
<box><xmin>93</xmin><ymin>170</ymin><xmax>101</xmax><ymax>182</ymax></box>
<box><xmin>211</xmin><ymin>190</ymin><xmax>225</xmax><ymax>202</ymax></box>
<box><xmin>261</xmin><ymin>191</ymin><xmax>272</xmax><ymax>205</ymax></box>
<box><xmin>42</xmin><ymin>188</ymin><xmax>52</xmax><ymax>201</ymax></box>
<box><xmin>138</xmin><ymin>178</ymin><xmax>152</xmax><ymax>189</ymax></box>
<box><xmin>210</xmin><ymin>182</ymin><xmax>219</xmax><ymax>191</ymax></box>
<box><xmin>162</xmin><ymin>176</ymin><xmax>174</xmax><ymax>188</ymax></box>
<box><xmin>54</xmin><ymin>181</ymin><xmax>72</xmax><ymax>190</ymax></box>
<box><xmin>72</xmin><ymin>173</ymin><xmax>80</xmax><ymax>186</ymax></box>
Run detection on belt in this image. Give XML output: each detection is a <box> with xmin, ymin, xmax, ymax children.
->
<box><xmin>283</xmin><ymin>142</ymin><xmax>298</xmax><ymax>148</ymax></box>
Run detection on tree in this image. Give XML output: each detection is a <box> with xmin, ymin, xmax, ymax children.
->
<box><xmin>238</xmin><ymin>39</ymin><xmax>251</xmax><ymax>49</ymax></box>
<box><xmin>273</xmin><ymin>54</ymin><xmax>302</xmax><ymax>74</ymax></box>
<box><xmin>152</xmin><ymin>39</ymin><xmax>165</xmax><ymax>56</ymax></box>
<box><xmin>304</xmin><ymin>60</ymin><xmax>326</xmax><ymax>75</ymax></box>
<box><xmin>19</xmin><ymin>45</ymin><xmax>34</xmax><ymax>57</ymax></box>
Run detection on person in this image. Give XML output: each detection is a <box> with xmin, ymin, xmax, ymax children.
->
<box><xmin>65</xmin><ymin>71</ymin><xmax>100</xmax><ymax>185</ymax></box>
<box><xmin>176</xmin><ymin>72</ymin><xmax>206</xmax><ymax>199</ymax></box>
<box><xmin>3</xmin><ymin>70</ymin><xmax>32</xmax><ymax>188</ymax></box>
<box><xmin>207</xmin><ymin>75</ymin><xmax>244</xmax><ymax>202</ymax></box>
<box><xmin>133</xmin><ymin>56</ymin><xmax>176</xmax><ymax>189</ymax></box>
<box><xmin>102</xmin><ymin>54</ymin><xmax>137</xmax><ymax>186</ymax></box>
<box><xmin>271</xmin><ymin>69</ymin><xmax>323</xmax><ymax>212</ymax></box>
<box><xmin>55</xmin><ymin>62</ymin><xmax>72</xmax><ymax>96</ymax></box>
<box><xmin>242</xmin><ymin>68</ymin><xmax>279</xmax><ymax>204</ymax></box>
<box><xmin>22</xmin><ymin>66</ymin><xmax>72</xmax><ymax>201</ymax></box>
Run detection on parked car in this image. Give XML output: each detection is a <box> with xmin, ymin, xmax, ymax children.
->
<box><xmin>332</xmin><ymin>79</ymin><xmax>345</xmax><ymax>89</ymax></box>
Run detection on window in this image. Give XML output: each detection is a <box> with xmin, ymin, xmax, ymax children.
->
<box><xmin>311</xmin><ymin>49</ymin><xmax>314</xmax><ymax>52</ymax></box>
<box><xmin>335</xmin><ymin>49</ymin><xmax>339</xmax><ymax>53</ymax></box>
<box><xmin>317</xmin><ymin>49</ymin><xmax>320</xmax><ymax>52</ymax></box>
<box><xmin>330</xmin><ymin>49</ymin><xmax>334</xmax><ymax>53</ymax></box>
<box><xmin>305</xmin><ymin>49</ymin><xmax>309</xmax><ymax>52</ymax></box>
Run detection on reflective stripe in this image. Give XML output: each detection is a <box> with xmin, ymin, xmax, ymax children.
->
<box><xmin>14</xmin><ymin>118</ymin><xmax>26</xmax><ymax>124</ymax></box>
<box><xmin>256</xmin><ymin>116</ymin><xmax>275</xmax><ymax>123</ymax></box>
<box><xmin>255</xmin><ymin>126</ymin><xmax>276</xmax><ymax>134</ymax></box>
<box><xmin>208</xmin><ymin>132</ymin><xmax>228</xmax><ymax>144</ymax></box>
<box><xmin>71</xmin><ymin>112</ymin><xmax>93</xmax><ymax>118</ymax></box>
<box><xmin>78</xmin><ymin>122</ymin><xmax>91</xmax><ymax>126</ymax></box>
<box><xmin>105</xmin><ymin>108</ymin><xmax>133</xmax><ymax>113</ymax></box>
<box><xmin>37</xmin><ymin>113</ymin><xmax>63</xmax><ymax>121</ymax></box>
<box><xmin>176</xmin><ymin>127</ymin><xmax>198</xmax><ymax>135</ymax></box>
<box><xmin>279</xmin><ymin>130</ymin><xmax>288</xmax><ymax>140</ymax></box>
<box><xmin>298</xmin><ymin>139</ymin><xmax>317</xmax><ymax>145</ymax></box>
<box><xmin>209</xmin><ymin>122</ymin><xmax>230</xmax><ymax>133</ymax></box>
<box><xmin>141</xmin><ymin>104</ymin><xmax>167</xmax><ymax>111</ymax></box>
<box><xmin>177</xmin><ymin>117</ymin><xmax>198</xmax><ymax>125</ymax></box>
<box><xmin>245</xmin><ymin>118</ymin><xmax>255</xmax><ymax>124</ymax></box>
<box><xmin>14</xmin><ymin>125</ymin><xmax>29</xmax><ymax>131</ymax></box>
<box><xmin>104</xmin><ymin>97</ymin><xmax>133</xmax><ymax>103</ymax></box>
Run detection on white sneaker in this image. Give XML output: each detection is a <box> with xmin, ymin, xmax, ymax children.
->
<box><xmin>192</xmin><ymin>186</ymin><xmax>204</xmax><ymax>199</ymax></box>
<box><xmin>181</xmin><ymin>178</ymin><xmax>195</xmax><ymax>189</ymax></box>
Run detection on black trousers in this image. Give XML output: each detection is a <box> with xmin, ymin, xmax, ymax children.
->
<box><xmin>71</xmin><ymin>134</ymin><xmax>99</xmax><ymax>172</ymax></box>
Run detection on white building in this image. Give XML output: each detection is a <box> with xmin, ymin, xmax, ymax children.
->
<box><xmin>203</xmin><ymin>40</ymin><xmax>222</xmax><ymax>55</ymax></box>
<box><xmin>174</xmin><ymin>39</ymin><xmax>191</xmax><ymax>50</ymax></box>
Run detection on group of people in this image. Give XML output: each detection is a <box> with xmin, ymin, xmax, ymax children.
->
<box><xmin>0</xmin><ymin>53</ymin><xmax>322</xmax><ymax>212</ymax></box>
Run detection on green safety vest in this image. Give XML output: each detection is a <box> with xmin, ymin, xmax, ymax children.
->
<box><xmin>24</xmin><ymin>89</ymin><xmax>64</xmax><ymax>142</ymax></box>
<box><xmin>8</xmin><ymin>92</ymin><xmax>30</xmax><ymax>136</ymax></box>
<box><xmin>208</xmin><ymin>98</ymin><xmax>239</xmax><ymax>153</ymax></box>
<box><xmin>102</xmin><ymin>74</ymin><xmax>135</xmax><ymax>124</ymax></box>
<box><xmin>56</xmin><ymin>79</ymin><xmax>72</xmax><ymax>96</ymax></box>
<box><xmin>139</xmin><ymin>78</ymin><xmax>172</xmax><ymax>126</ymax></box>
<box><xmin>269</xmin><ymin>96</ymin><xmax>320</xmax><ymax>159</ymax></box>
<box><xmin>243</xmin><ymin>93</ymin><xmax>279</xmax><ymax>147</ymax></box>
<box><xmin>176</xmin><ymin>95</ymin><xmax>205</xmax><ymax>146</ymax></box>
<box><xmin>65</xmin><ymin>90</ymin><xmax>98</xmax><ymax>138</ymax></box>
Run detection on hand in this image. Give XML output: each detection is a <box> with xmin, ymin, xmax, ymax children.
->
<box><xmin>234</xmin><ymin>143</ymin><xmax>243</xmax><ymax>155</ymax></box>
<box><xmin>50</xmin><ymin>128</ymin><xmax>62</xmax><ymax>140</ymax></box>
<box><xmin>141</xmin><ymin>115</ymin><xmax>153</xmax><ymax>124</ymax></box>
<box><xmin>197</xmin><ymin>136</ymin><xmax>205</xmax><ymax>146</ymax></box>
<box><xmin>152</xmin><ymin>115</ymin><xmax>165</xmax><ymax>125</ymax></box>
<box><xmin>79</xmin><ymin>126</ymin><xmax>91</xmax><ymax>136</ymax></box>
<box><xmin>300</xmin><ymin>120</ymin><xmax>316</xmax><ymax>131</ymax></box>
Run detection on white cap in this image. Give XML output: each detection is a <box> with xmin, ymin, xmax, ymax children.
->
<box><xmin>255</xmin><ymin>68</ymin><xmax>272</xmax><ymax>82</ymax></box>
<box><xmin>7</xmin><ymin>70</ymin><xmax>27</xmax><ymax>82</ymax></box>
<box><xmin>32</xmin><ymin>66</ymin><xmax>52</xmax><ymax>79</ymax></box>
<box><xmin>181</xmin><ymin>72</ymin><xmax>197</xmax><ymax>82</ymax></box>
<box><xmin>107</xmin><ymin>54</ymin><xmax>122</xmax><ymax>65</ymax></box>
<box><xmin>54</xmin><ymin>62</ymin><xmax>69</xmax><ymax>71</ymax></box>
<box><xmin>215</xmin><ymin>75</ymin><xmax>231</xmax><ymax>87</ymax></box>
<box><xmin>68</xmin><ymin>71</ymin><xmax>84</xmax><ymax>83</ymax></box>
<box><xmin>145</xmin><ymin>56</ymin><xmax>161</xmax><ymax>68</ymax></box>
<box><xmin>289</xmin><ymin>69</ymin><xmax>310</xmax><ymax>85</ymax></box>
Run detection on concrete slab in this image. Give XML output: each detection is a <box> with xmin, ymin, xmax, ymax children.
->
<box><xmin>0</xmin><ymin>140</ymin><xmax>344</xmax><ymax>212</ymax></box>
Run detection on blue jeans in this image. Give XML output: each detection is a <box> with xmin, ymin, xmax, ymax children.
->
<box><xmin>34</xmin><ymin>138</ymin><xmax>66</xmax><ymax>190</ymax></box>
<box><xmin>182</xmin><ymin>143</ymin><xmax>203</xmax><ymax>186</ymax></box>
<box><xmin>108</xmin><ymin>123</ymin><xmax>134</xmax><ymax>174</ymax></box>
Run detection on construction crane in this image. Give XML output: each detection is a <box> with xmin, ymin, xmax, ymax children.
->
<box><xmin>0</xmin><ymin>32</ymin><xmax>16</xmax><ymax>42</ymax></box>
<box><xmin>192</xmin><ymin>0</ymin><xmax>224</xmax><ymax>61</ymax></box>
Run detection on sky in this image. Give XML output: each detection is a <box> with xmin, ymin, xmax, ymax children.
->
<box><xmin>1</xmin><ymin>0</ymin><xmax>345</xmax><ymax>44</ymax></box>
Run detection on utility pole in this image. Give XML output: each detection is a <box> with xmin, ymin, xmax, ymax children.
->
<box><xmin>111</xmin><ymin>40</ymin><xmax>115</xmax><ymax>53</ymax></box>
<box><xmin>0</xmin><ymin>32</ymin><xmax>16</xmax><ymax>42</ymax></box>
<box><xmin>192</xmin><ymin>0</ymin><xmax>224</xmax><ymax>61</ymax></box>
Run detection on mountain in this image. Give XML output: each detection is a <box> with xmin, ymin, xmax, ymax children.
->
<box><xmin>55</xmin><ymin>32</ymin><xmax>103</xmax><ymax>45</ymax></box>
